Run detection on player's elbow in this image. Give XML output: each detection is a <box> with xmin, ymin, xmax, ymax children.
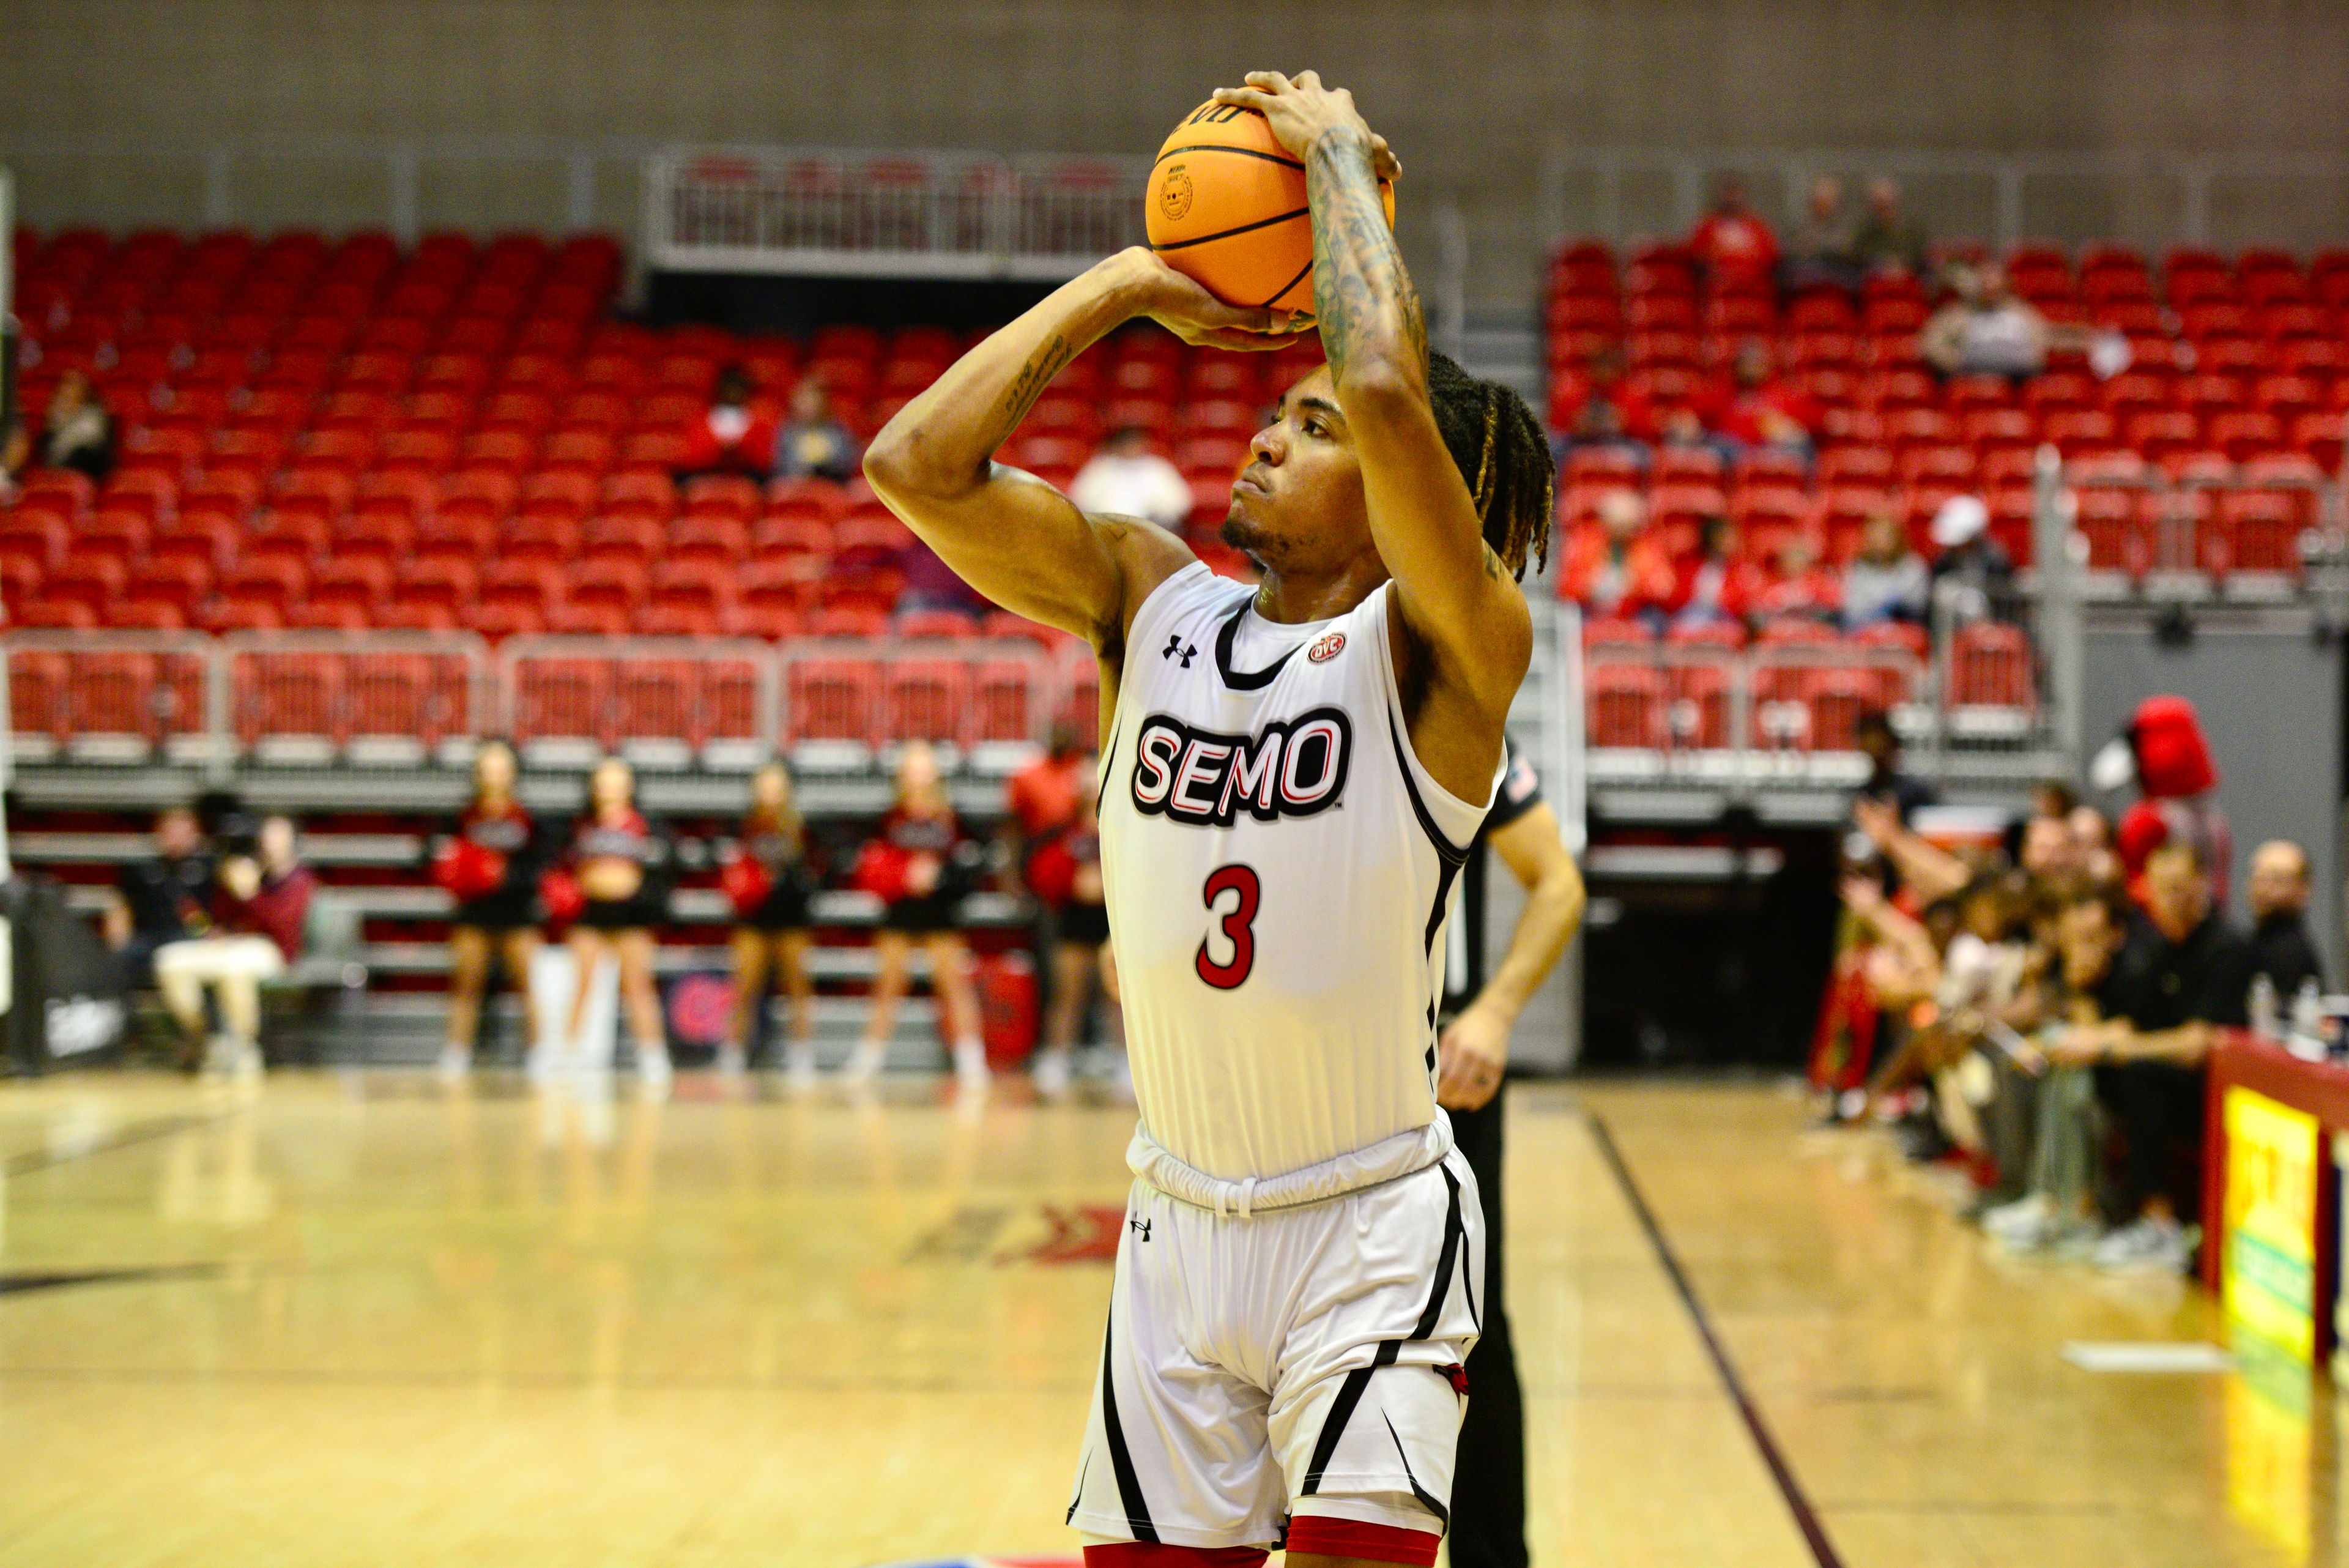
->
<box><xmin>862</xmin><ymin>417</ymin><xmax>967</xmax><ymax>504</ymax></box>
<box><xmin>1331</xmin><ymin>353</ymin><xmax>1425</xmax><ymax>416</ymax></box>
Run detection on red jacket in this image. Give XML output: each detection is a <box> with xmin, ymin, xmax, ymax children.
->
<box><xmin>215</xmin><ymin>866</ymin><xmax>314</xmax><ymax>962</ymax></box>
<box><xmin>1559</xmin><ymin>522</ymin><xmax>1677</xmax><ymax>615</ymax></box>
<box><xmin>677</xmin><ymin>403</ymin><xmax>781</xmax><ymax>476</ymax></box>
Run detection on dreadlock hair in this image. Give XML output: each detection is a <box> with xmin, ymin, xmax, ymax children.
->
<box><xmin>1426</xmin><ymin>350</ymin><xmax>1555</xmax><ymax>581</ymax></box>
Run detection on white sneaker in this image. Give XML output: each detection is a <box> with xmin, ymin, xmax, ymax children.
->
<box><xmin>953</xmin><ymin>1039</ymin><xmax>992</xmax><ymax>1093</ymax></box>
<box><xmin>1031</xmin><ymin>1047</ymin><xmax>1074</xmax><ymax>1101</ymax></box>
<box><xmin>232</xmin><ymin>1039</ymin><xmax>264</xmax><ymax>1080</ymax></box>
<box><xmin>436</xmin><ymin>1044</ymin><xmax>472</xmax><ymax>1083</ymax></box>
<box><xmin>1981</xmin><ymin>1193</ymin><xmax>2054</xmax><ymax>1238</ymax></box>
<box><xmin>2093</xmin><ymin>1214</ymin><xmax>2194</xmax><ymax>1274</ymax></box>
<box><xmin>201</xmin><ymin>1033</ymin><xmax>241</xmax><ymax>1076</ymax></box>
<box><xmin>783</xmin><ymin>1043</ymin><xmax>818</xmax><ymax>1094</ymax></box>
<box><xmin>837</xmin><ymin>1039</ymin><xmax>885</xmax><ymax>1086</ymax></box>
<box><xmin>637</xmin><ymin>1049</ymin><xmax>674</xmax><ymax>1093</ymax></box>
<box><xmin>716</xmin><ymin>1044</ymin><xmax>748</xmax><ymax>1079</ymax></box>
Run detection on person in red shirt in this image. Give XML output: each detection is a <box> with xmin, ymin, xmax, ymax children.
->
<box><xmin>1559</xmin><ymin>487</ymin><xmax>1677</xmax><ymax>621</ymax></box>
<box><xmin>721</xmin><ymin>760</ymin><xmax>819</xmax><ymax>1085</ymax></box>
<box><xmin>677</xmin><ymin>363</ymin><xmax>781</xmax><ymax>480</ymax></box>
<box><xmin>1691</xmin><ymin>341</ymin><xmax>1820</xmax><ymax>457</ymax></box>
<box><xmin>434</xmin><ymin>739</ymin><xmax>546</xmax><ymax>1080</ymax></box>
<box><xmin>845</xmin><ymin>742</ymin><xmax>988</xmax><ymax>1092</ymax></box>
<box><xmin>1687</xmin><ymin>178</ymin><xmax>1781</xmax><ymax>290</ymax></box>
<box><xmin>1024</xmin><ymin>786</ymin><xmax>1113</xmax><ymax>1101</ymax></box>
<box><xmin>1669</xmin><ymin>514</ymin><xmax>1764</xmax><ymax>630</ymax></box>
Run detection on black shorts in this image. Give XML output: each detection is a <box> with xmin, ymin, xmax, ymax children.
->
<box><xmin>453</xmin><ymin>888</ymin><xmax>537</xmax><ymax>932</ymax></box>
<box><xmin>742</xmin><ymin>886</ymin><xmax>813</xmax><ymax>932</ymax></box>
<box><xmin>881</xmin><ymin>891</ymin><xmax>962</xmax><ymax>934</ymax></box>
<box><xmin>576</xmin><ymin>897</ymin><xmax>658</xmax><ymax>932</ymax></box>
<box><xmin>1056</xmin><ymin>901</ymin><xmax>1110</xmax><ymax>946</ymax></box>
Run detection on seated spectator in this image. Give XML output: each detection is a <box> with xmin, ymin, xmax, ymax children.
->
<box><xmin>1069</xmin><ymin>426</ymin><xmax>1191</xmax><ymax>528</ymax></box>
<box><xmin>1554</xmin><ymin>343</ymin><xmax>1659</xmax><ymax>451</ymax></box>
<box><xmin>2245</xmin><ymin>839</ymin><xmax>2325</xmax><ymax>1000</ymax></box>
<box><xmin>2048</xmin><ymin>841</ymin><xmax>2250</xmax><ymax>1273</ymax></box>
<box><xmin>1669</xmin><ymin>515</ymin><xmax>1762</xmax><ymax>631</ymax></box>
<box><xmin>29</xmin><ymin>370</ymin><xmax>116</xmax><ymax>483</ymax></box>
<box><xmin>1850</xmin><ymin>177</ymin><xmax>1928</xmax><ymax>278</ymax></box>
<box><xmin>1782</xmin><ymin>175</ymin><xmax>1860</xmax><ymax>293</ymax></box>
<box><xmin>680</xmin><ymin>362</ymin><xmax>779</xmax><ymax>480</ymax></box>
<box><xmin>1926</xmin><ymin>496</ymin><xmax>2014</xmax><ymax>622</ymax></box>
<box><xmin>1751</xmin><ymin>531</ymin><xmax>1840</xmax><ymax>624</ymax></box>
<box><xmin>1560</xmin><ymin>488</ymin><xmax>1676</xmax><ymax>620</ymax></box>
<box><xmin>152</xmin><ymin>814</ymin><xmax>313</xmax><ymax>1078</ymax></box>
<box><xmin>1920</xmin><ymin>264</ymin><xmax>2090</xmax><ymax>382</ymax></box>
<box><xmin>2071</xmin><ymin>803</ymin><xmax>2120</xmax><ymax>886</ymax></box>
<box><xmin>773</xmin><ymin>374</ymin><xmax>860</xmax><ymax>481</ymax></box>
<box><xmin>1693</xmin><ymin>341</ymin><xmax>1819</xmax><ymax>459</ymax></box>
<box><xmin>102</xmin><ymin>804</ymin><xmax>217</xmax><ymax>1033</ymax></box>
<box><xmin>1687</xmin><ymin>177</ymin><xmax>1779</xmax><ymax>291</ymax></box>
<box><xmin>1841</xmin><ymin>510</ymin><xmax>1929</xmax><ymax>629</ymax></box>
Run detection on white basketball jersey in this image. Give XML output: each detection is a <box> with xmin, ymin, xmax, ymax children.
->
<box><xmin>1098</xmin><ymin>563</ymin><xmax>1498</xmax><ymax>1183</ymax></box>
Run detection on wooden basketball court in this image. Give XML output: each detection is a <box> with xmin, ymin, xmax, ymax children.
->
<box><xmin>0</xmin><ymin>1071</ymin><xmax>2311</xmax><ymax>1566</ymax></box>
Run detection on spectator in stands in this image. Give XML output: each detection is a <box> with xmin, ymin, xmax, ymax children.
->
<box><xmin>1669</xmin><ymin>515</ymin><xmax>1761</xmax><ymax>631</ymax></box>
<box><xmin>1560</xmin><ymin>488</ymin><xmax>1675</xmax><ymax>622</ymax></box>
<box><xmin>1926</xmin><ymin>496</ymin><xmax>2014</xmax><ymax>622</ymax></box>
<box><xmin>1850</xmin><ymin>177</ymin><xmax>1928</xmax><ymax>278</ymax></box>
<box><xmin>846</xmin><ymin>742</ymin><xmax>988</xmax><ymax>1093</ymax></box>
<box><xmin>1751</xmin><ymin>530</ymin><xmax>1840</xmax><ymax>624</ymax></box>
<box><xmin>1687</xmin><ymin>177</ymin><xmax>1779</xmax><ymax>291</ymax></box>
<box><xmin>2049</xmin><ymin>840</ymin><xmax>2249</xmax><ymax>1272</ymax></box>
<box><xmin>28</xmin><ymin>370</ymin><xmax>116</xmax><ymax>483</ymax></box>
<box><xmin>2071</xmin><ymin>803</ymin><xmax>2121</xmax><ymax>886</ymax></box>
<box><xmin>2244</xmin><ymin>839</ymin><xmax>2325</xmax><ymax>1000</ymax></box>
<box><xmin>1782</xmin><ymin>175</ymin><xmax>1860</xmax><ymax>292</ymax></box>
<box><xmin>721</xmin><ymin>760</ymin><xmax>818</xmax><ymax>1086</ymax></box>
<box><xmin>1921</xmin><ymin>264</ymin><xmax>2087</xmax><ymax>382</ymax></box>
<box><xmin>773</xmin><ymin>374</ymin><xmax>859</xmax><ymax>481</ymax></box>
<box><xmin>1070</xmin><ymin>425</ymin><xmax>1192</xmax><ymax>529</ymax></box>
<box><xmin>1025</xmin><ymin>786</ymin><xmax>1111</xmax><ymax>1101</ymax></box>
<box><xmin>1693</xmin><ymin>341</ymin><xmax>1819</xmax><ymax>461</ymax></box>
<box><xmin>1841</xmin><ymin>509</ymin><xmax>1929</xmax><ymax>628</ymax></box>
<box><xmin>1554</xmin><ymin>342</ymin><xmax>1658</xmax><ymax>452</ymax></box>
<box><xmin>0</xmin><ymin>411</ymin><xmax>28</xmax><ymax>502</ymax></box>
<box><xmin>152</xmin><ymin>814</ymin><xmax>313</xmax><ymax>1079</ymax></box>
<box><xmin>435</xmin><ymin>739</ymin><xmax>544</xmax><ymax>1082</ymax></box>
<box><xmin>102</xmin><ymin>803</ymin><xmax>216</xmax><ymax>1050</ymax></box>
<box><xmin>678</xmin><ymin>363</ymin><xmax>778</xmax><ymax>480</ymax></box>
<box><xmin>1853</xmin><ymin>709</ymin><xmax>1937</xmax><ymax>825</ymax></box>
<box><xmin>559</xmin><ymin>758</ymin><xmax>678</xmax><ymax>1091</ymax></box>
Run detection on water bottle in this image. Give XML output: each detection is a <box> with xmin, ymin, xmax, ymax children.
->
<box><xmin>2249</xmin><ymin>972</ymin><xmax>2278</xmax><ymax>1040</ymax></box>
<box><xmin>2294</xmin><ymin>977</ymin><xmax>2324</xmax><ymax>1042</ymax></box>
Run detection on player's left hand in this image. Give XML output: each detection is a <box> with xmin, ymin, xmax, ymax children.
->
<box><xmin>1436</xmin><ymin>1001</ymin><xmax>1511</xmax><ymax>1111</ymax></box>
<box><xmin>1211</xmin><ymin>72</ymin><xmax>1401</xmax><ymax>182</ymax></box>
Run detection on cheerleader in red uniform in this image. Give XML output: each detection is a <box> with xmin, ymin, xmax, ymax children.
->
<box><xmin>720</xmin><ymin>760</ymin><xmax>818</xmax><ymax>1083</ymax></box>
<box><xmin>1023</xmin><ymin>784</ymin><xmax>1111</xmax><ymax>1100</ymax></box>
<box><xmin>433</xmin><ymin>740</ymin><xmax>544</xmax><ymax>1080</ymax></box>
<box><xmin>558</xmin><ymin>758</ymin><xmax>677</xmax><ymax>1089</ymax></box>
<box><xmin>845</xmin><ymin>742</ymin><xmax>987</xmax><ymax>1090</ymax></box>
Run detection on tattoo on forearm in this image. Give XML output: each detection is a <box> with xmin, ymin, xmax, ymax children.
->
<box><xmin>989</xmin><ymin>333</ymin><xmax>1075</xmax><ymax>452</ymax></box>
<box><xmin>1305</xmin><ymin>132</ymin><xmax>1426</xmax><ymax>383</ymax></box>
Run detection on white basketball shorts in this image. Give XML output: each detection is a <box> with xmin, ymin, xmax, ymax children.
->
<box><xmin>1066</xmin><ymin>1147</ymin><xmax>1483</xmax><ymax>1565</ymax></box>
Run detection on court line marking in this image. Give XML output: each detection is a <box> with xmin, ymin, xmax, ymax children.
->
<box><xmin>2</xmin><ymin>1106</ymin><xmax>248</xmax><ymax>1178</ymax></box>
<box><xmin>1586</xmin><ymin>1110</ymin><xmax>1845</xmax><ymax>1568</ymax></box>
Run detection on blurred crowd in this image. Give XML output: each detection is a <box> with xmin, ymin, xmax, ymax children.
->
<box><xmin>1819</xmin><ymin>696</ymin><xmax>2325</xmax><ymax>1275</ymax></box>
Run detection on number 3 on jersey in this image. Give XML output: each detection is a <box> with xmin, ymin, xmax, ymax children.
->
<box><xmin>1194</xmin><ymin>864</ymin><xmax>1260</xmax><ymax>989</ymax></box>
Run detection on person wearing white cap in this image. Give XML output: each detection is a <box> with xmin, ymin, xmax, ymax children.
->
<box><xmin>1928</xmin><ymin>494</ymin><xmax>2013</xmax><ymax>623</ymax></box>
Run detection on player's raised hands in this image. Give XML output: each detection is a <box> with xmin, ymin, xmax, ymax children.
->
<box><xmin>1211</xmin><ymin>72</ymin><xmax>1401</xmax><ymax>182</ymax></box>
<box><xmin>1116</xmin><ymin>247</ymin><xmax>1307</xmax><ymax>351</ymax></box>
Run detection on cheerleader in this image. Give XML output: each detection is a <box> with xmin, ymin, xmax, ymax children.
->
<box><xmin>845</xmin><ymin>742</ymin><xmax>987</xmax><ymax>1090</ymax></box>
<box><xmin>434</xmin><ymin>740</ymin><xmax>544</xmax><ymax>1080</ymax></box>
<box><xmin>720</xmin><ymin>760</ymin><xmax>819</xmax><ymax>1083</ymax></box>
<box><xmin>557</xmin><ymin>757</ymin><xmax>677</xmax><ymax>1088</ymax></box>
<box><xmin>1022</xmin><ymin>784</ymin><xmax>1110</xmax><ymax>1100</ymax></box>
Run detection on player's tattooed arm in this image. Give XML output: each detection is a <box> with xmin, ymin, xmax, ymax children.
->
<box><xmin>1303</xmin><ymin>129</ymin><xmax>1423</xmax><ymax>388</ymax></box>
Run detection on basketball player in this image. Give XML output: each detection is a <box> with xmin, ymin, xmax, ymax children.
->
<box><xmin>864</xmin><ymin>71</ymin><xmax>1554</xmax><ymax>1568</ymax></box>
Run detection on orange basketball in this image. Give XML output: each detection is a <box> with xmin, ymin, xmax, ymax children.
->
<box><xmin>1146</xmin><ymin>100</ymin><xmax>1395</xmax><ymax>316</ymax></box>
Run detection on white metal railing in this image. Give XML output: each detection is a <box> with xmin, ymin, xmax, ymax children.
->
<box><xmin>2</xmin><ymin>630</ymin><xmax>1074</xmax><ymax>774</ymax></box>
<box><xmin>644</xmin><ymin>146</ymin><xmax>1150</xmax><ymax>281</ymax></box>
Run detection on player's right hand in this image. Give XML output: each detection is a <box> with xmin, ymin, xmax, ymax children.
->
<box><xmin>1115</xmin><ymin>248</ymin><xmax>1307</xmax><ymax>352</ymax></box>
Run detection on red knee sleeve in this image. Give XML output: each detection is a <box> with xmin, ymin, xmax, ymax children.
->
<box><xmin>1082</xmin><ymin>1545</ymin><xmax>1267</xmax><ymax>1568</ymax></box>
<box><xmin>1282</xmin><ymin>1516</ymin><xmax>1442</xmax><ymax>1567</ymax></box>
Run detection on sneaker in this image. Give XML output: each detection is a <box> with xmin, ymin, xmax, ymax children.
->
<box><xmin>1981</xmin><ymin>1193</ymin><xmax>2055</xmax><ymax>1239</ymax></box>
<box><xmin>782</xmin><ymin>1042</ymin><xmax>818</xmax><ymax>1094</ymax></box>
<box><xmin>637</xmin><ymin>1049</ymin><xmax>674</xmax><ymax>1093</ymax></box>
<box><xmin>837</xmin><ymin>1039</ymin><xmax>885</xmax><ymax>1087</ymax></box>
<box><xmin>953</xmin><ymin>1039</ymin><xmax>992</xmax><ymax>1093</ymax></box>
<box><xmin>2093</xmin><ymin>1214</ymin><xmax>2192</xmax><ymax>1274</ymax></box>
<box><xmin>1032</xmin><ymin>1047</ymin><xmax>1074</xmax><ymax>1101</ymax></box>
<box><xmin>232</xmin><ymin>1039</ymin><xmax>264</xmax><ymax>1080</ymax></box>
<box><xmin>716</xmin><ymin>1044</ymin><xmax>748</xmax><ymax>1080</ymax></box>
<box><xmin>436</xmin><ymin>1044</ymin><xmax>472</xmax><ymax>1083</ymax></box>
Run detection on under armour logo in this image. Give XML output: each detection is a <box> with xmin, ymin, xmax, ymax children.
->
<box><xmin>1129</xmin><ymin>1216</ymin><xmax>1152</xmax><ymax>1241</ymax></box>
<box><xmin>1162</xmin><ymin>634</ymin><xmax>1197</xmax><ymax>668</ymax></box>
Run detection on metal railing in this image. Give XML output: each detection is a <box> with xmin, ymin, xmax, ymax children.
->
<box><xmin>643</xmin><ymin>146</ymin><xmax>1150</xmax><ymax>281</ymax></box>
<box><xmin>2</xmin><ymin>630</ymin><xmax>1076</xmax><ymax>776</ymax></box>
